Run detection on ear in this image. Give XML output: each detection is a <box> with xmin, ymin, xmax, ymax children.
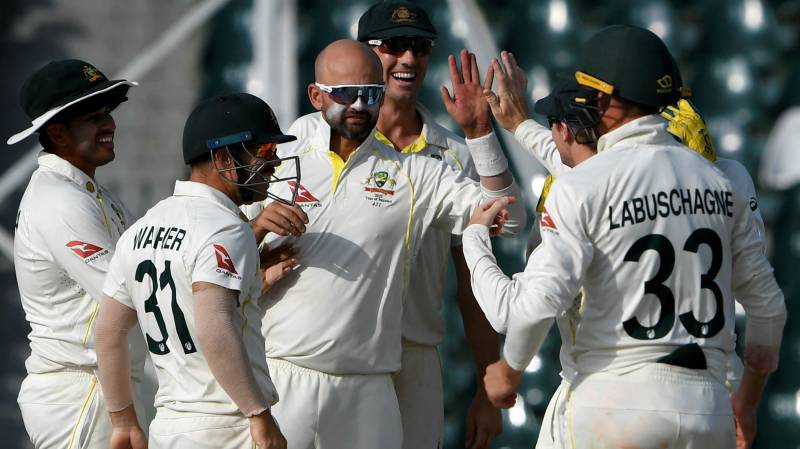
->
<box><xmin>596</xmin><ymin>92</ymin><xmax>611</xmax><ymax>113</ymax></box>
<box><xmin>45</xmin><ymin>123</ymin><xmax>70</xmax><ymax>148</ymax></box>
<box><xmin>558</xmin><ymin>122</ymin><xmax>572</xmax><ymax>144</ymax></box>
<box><xmin>308</xmin><ymin>83</ymin><xmax>324</xmax><ymax>111</ymax></box>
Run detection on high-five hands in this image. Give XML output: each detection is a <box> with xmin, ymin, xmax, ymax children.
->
<box><xmin>483</xmin><ymin>51</ymin><xmax>530</xmax><ymax>134</ymax></box>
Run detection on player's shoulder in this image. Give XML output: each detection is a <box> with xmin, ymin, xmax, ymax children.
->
<box><xmin>287</xmin><ymin>111</ymin><xmax>322</xmax><ymax>140</ymax></box>
<box><xmin>715</xmin><ymin>157</ymin><xmax>755</xmax><ymax>191</ymax></box>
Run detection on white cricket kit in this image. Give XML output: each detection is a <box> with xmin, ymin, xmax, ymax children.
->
<box><xmin>289</xmin><ymin>108</ymin><xmax>478</xmax><ymax>449</ymax></box>
<box><xmin>465</xmin><ymin>115</ymin><xmax>785</xmax><ymax>447</ymax></box>
<box><xmin>103</xmin><ymin>181</ymin><xmax>277</xmax><ymax>444</ymax></box>
<box><xmin>14</xmin><ymin>152</ymin><xmax>134</xmax><ymax>449</ymax></box>
<box><xmin>243</xmin><ymin>113</ymin><xmax>523</xmax><ymax>449</ymax></box>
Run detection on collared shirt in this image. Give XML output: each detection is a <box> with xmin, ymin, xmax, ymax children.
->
<box><xmin>104</xmin><ymin>180</ymin><xmax>277</xmax><ymax>415</ymax></box>
<box><xmin>14</xmin><ymin>152</ymin><xmax>130</xmax><ymax>374</ymax></box>
<box><xmin>244</xmin><ymin>112</ymin><xmax>522</xmax><ymax>374</ymax></box>
<box><xmin>466</xmin><ymin>115</ymin><xmax>784</xmax><ymax>384</ymax></box>
<box><xmin>289</xmin><ymin>107</ymin><xmax>478</xmax><ymax>346</ymax></box>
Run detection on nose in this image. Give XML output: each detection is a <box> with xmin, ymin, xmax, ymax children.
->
<box><xmin>398</xmin><ymin>48</ymin><xmax>416</xmax><ymax>65</ymax></box>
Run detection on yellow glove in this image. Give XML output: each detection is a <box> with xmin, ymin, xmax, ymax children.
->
<box><xmin>660</xmin><ymin>99</ymin><xmax>716</xmax><ymax>162</ymax></box>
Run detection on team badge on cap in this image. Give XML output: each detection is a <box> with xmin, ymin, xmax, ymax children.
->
<box><xmin>82</xmin><ymin>65</ymin><xmax>104</xmax><ymax>83</ymax></box>
<box><xmin>391</xmin><ymin>6</ymin><xmax>416</xmax><ymax>23</ymax></box>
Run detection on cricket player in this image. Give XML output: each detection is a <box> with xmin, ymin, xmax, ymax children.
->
<box><xmin>8</xmin><ymin>59</ymin><xmax>145</xmax><ymax>449</ymax></box>
<box><xmin>467</xmin><ymin>25</ymin><xmax>786</xmax><ymax>448</ymax></box>
<box><xmin>288</xmin><ymin>2</ymin><xmax>503</xmax><ymax>447</ymax></box>
<box><xmin>482</xmin><ymin>46</ymin><xmax>769</xmax><ymax>447</ymax></box>
<box><xmin>241</xmin><ymin>40</ymin><xmax>525</xmax><ymax>449</ymax></box>
<box><xmin>94</xmin><ymin>93</ymin><xmax>299</xmax><ymax>449</ymax></box>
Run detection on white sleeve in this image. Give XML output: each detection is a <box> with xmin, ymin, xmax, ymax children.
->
<box><xmin>729</xmin><ymin>191</ymin><xmax>786</xmax><ymax>372</ymax></box>
<box><xmin>427</xmin><ymin>159</ymin><xmax>526</xmax><ymax>237</ymax></box>
<box><xmin>43</xmin><ymin>195</ymin><xmax>118</xmax><ymax>303</ymax></box>
<box><xmin>102</xmin><ymin>248</ymin><xmax>134</xmax><ymax>308</ymax></box>
<box><xmin>461</xmin><ymin>224</ymin><xmax>517</xmax><ymax>333</ymax></box>
<box><xmin>192</xmin><ymin>224</ymin><xmax>259</xmax><ymax>293</ymax></box>
<box><xmin>503</xmin><ymin>183</ymin><xmax>593</xmax><ymax>371</ymax></box>
<box><xmin>514</xmin><ymin>119</ymin><xmax>571</xmax><ymax>176</ymax></box>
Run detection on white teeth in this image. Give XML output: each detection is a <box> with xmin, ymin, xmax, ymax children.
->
<box><xmin>392</xmin><ymin>72</ymin><xmax>416</xmax><ymax>80</ymax></box>
<box><xmin>99</xmin><ymin>136</ymin><xmax>113</xmax><ymax>143</ymax></box>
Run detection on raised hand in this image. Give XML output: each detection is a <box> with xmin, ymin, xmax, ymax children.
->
<box><xmin>440</xmin><ymin>49</ymin><xmax>494</xmax><ymax>138</ymax></box>
<box><xmin>483</xmin><ymin>51</ymin><xmax>530</xmax><ymax>134</ymax></box>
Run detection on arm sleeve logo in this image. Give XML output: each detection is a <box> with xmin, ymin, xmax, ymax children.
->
<box><xmin>540</xmin><ymin>207</ymin><xmax>558</xmax><ymax>231</ymax></box>
<box><xmin>213</xmin><ymin>244</ymin><xmax>238</xmax><ymax>274</ymax></box>
<box><xmin>66</xmin><ymin>240</ymin><xmax>104</xmax><ymax>259</ymax></box>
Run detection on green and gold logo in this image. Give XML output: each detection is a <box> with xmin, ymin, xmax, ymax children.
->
<box><xmin>656</xmin><ymin>74</ymin><xmax>673</xmax><ymax>93</ymax></box>
<box><xmin>391</xmin><ymin>6</ymin><xmax>416</xmax><ymax>23</ymax></box>
<box><xmin>374</xmin><ymin>171</ymin><xmax>389</xmax><ymax>188</ymax></box>
<box><xmin>82</xmin><ymin>65</ymin><xmax>104</xmax><ymax>83</ymax></box>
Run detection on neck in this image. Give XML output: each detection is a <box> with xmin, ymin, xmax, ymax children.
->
<box><xmin>571</xmin><ymin>146</ymin><xmax>597</xmax><ymax>166</ymax></box>
<box><xmin>190</xmin><ymin>168</ymin><xmax>241</xmax><ymax>205</ymax></box>
<box><xmin>53</xmin><ymin>149</ymin><xmax>96</xmax><ymax>179</ymax></box>
<box><xmin>329</xmin><ymin>133</ymin><xmax>365</xmax><ymax>161</ymax></box>
<box><xmin>377</xmin><ymin>97</ymin><xmax>422</xmax><ymax>150</ymax></box>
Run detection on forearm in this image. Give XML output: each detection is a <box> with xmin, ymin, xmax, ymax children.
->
<box><xmin>513</xmin><ymin>119</ymin><xmax>570</xmax><ymax>175</ymax></box>
<box><xmin>95</xmin><ymin>296</ymin><xmax>137</xmax><ymax>412</ymax></box>
<box><xmin>194</xmin><ymin>287</ymin><xmax>269</xmax><ymax>416</ymax></box>
<box><xmin>462</xmin><ymin>225</ymin><xmax>519</xmax><ymax>333</ymax></box>
<box><xmin>453</xmin><ymin>246</ymin><xmax>500</xmax><ymax>381</ymax></box>
<box><xmin>733</xmin><ymin>365</ymin><xmax>769</xmax><ymax>411</ymax></box>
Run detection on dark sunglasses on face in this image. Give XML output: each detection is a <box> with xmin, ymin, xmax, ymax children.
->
<box><xmin>314</xmin><ymin>83</ymin><xmax>386</xmax><ymax>106</ymax></box>
<box><xmin>367</xmin><ymin>37</ymin><xmax>434</xmax><ymax>57</ymax></box>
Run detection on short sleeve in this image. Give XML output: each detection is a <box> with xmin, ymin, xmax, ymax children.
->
<box><xmin>102</xmin><ymin>248</ymin><xmax>134</xmax><ymax>309</ymax></box>
<box><xmin>191</xmin><ymin>224</ymin><xmax>259</xmax><ymax>293</ymax></box>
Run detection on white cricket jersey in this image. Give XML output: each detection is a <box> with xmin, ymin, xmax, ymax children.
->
<box><xmin>103</xmin><ymin>181</ymin><xmax>276</xmax><ymax>415</ymax></box>
<box><xmin>465</xmin><ymin>115</ymin><xmax>784</xmax><ymax>383</ymax></box>
<box><xmin>289</xmin><ymin>108</ymin><xmax>479</xmax><ymax>346</ymax></box>
<box><xmin>511</xmin><ymin>118</ymin><xmax>768</xmax><ymax>382</ymax></box>
<box><xmin>14</xmin><ymin>152</ymin><xmax>130</xmax><ymax>374</ymax></box>
<box><xmin>243</xmin><ymin>113</ymin><xmax>523</xmax><ymax>374</ymax></box>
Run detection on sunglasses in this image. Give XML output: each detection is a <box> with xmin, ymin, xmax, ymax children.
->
<box><xmin>367</xmin><ymin>37</ymin><xmax>434</xmax><ymax>57</ymax></box>
<box><xmin>314</xmin><ymin>83</ymin><xmax>386</xmax><ymax>106</ymax></box>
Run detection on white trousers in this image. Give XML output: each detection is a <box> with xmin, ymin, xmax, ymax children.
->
<box><xmin>556</xmin><ymin>364</ymin><xmax>735</xmax><ymax>449</ymax></box>
<box><xmin>393</xmin><ymin>343</ymin><xmax>443</xmax><ymax>449</ymax></box>
<box><xmin>18</xmin><ymin>370</ymin><xmax>111</xmax><ymax>449</ymax></box>
<box><xmin>536</xmin><ymin>380</ymin><xmax>569</xmax><ymax>449</ymax></box>
<box><xmin>267</xmin><ymin>358</ymin><xmax>402</xmax><ymax>449</ymax></box>
<box><xmin>149</xmin><ymin>409</ymin><xmax>252</xmax><ymax>449</ymax></box>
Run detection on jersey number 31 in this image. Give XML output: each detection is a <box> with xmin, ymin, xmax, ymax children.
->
<box><xmin>136</xmin><ymin>259</ymin><xmax>197</xmax><ymax>355</ymax></box>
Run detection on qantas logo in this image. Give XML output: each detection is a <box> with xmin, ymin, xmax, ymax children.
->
<box><xmin>67</xmin><ymin>241</ymin><xmax>104</xmax><ymax>258</ymax></box>
<box><xmin>288</xmin><ymin>181</ymin><xmax>321</xmax><ymax>205</ymax></box>
<box><xmin>213</xmin><ymin>244</ymin><xmax>238</xmax><ymax>274</ymax></box>
<box><xmin>540</xmin><ymin>207</ymin><xmax>557</xmax><ymax>231</ymax></box>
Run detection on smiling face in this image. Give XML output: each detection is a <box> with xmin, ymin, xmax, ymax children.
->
<box><xmin>371</xmin><ymin>39</ymin><xmax>430</xmax><ymax>105</ymax></box>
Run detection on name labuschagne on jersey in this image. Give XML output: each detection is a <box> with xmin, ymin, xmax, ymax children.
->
<box><xmin>608</xmin><ymin>188</ymin><xmax>734</xmax><ymax>230</ymax></box>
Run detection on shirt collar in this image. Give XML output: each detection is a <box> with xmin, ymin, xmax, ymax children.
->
<box><xmin>416</xmin><ymin>104</ymin><xmax>449</xmax><ymax>149</ymax></box>
<box><xmin>37</xmin><ymin>151</ymin><xmax>99</xmax><ymax>192</ymax></box>
<box><xmin>172</xmin><ymin>180</ymin><xmax>241</xmax><ymax>216</ymax></box>
<box><xmin>596</xmin><ymin>114</ymin><xmax>673</xmax><ymax>153</ymax></box>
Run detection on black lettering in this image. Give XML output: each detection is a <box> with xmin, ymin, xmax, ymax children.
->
<box><xmin>163</xmin><ymin>227</ymin><xmax>177</xmax><ymax>249</ymax></box>
<box><xmin>171</xmin><ymin>229</ymin><xmax>187</xmax><ymax>251</ymax></box>
<box><xmin>714</xmin><ymin>190</ymin><xmax>726</xmax><ymax>215</ymax></box>
<box><xmin>680</xmin><ymin>189</ymin><xmax>693</xmax><ymax>214</ymax></box>
<box><xmin>725</xmin><ymin>192</ymin><xmax>733</xmax><ymax>217</ymax></box>
<box><xmin>621</xmin><ymin>202</ymin><xmax>634</xmax><ymax>227</ymax></box>
<box><xmin>632</xmin><ymin>198</ymin><xmax>645</xmax><ymax>223</ymax></box>
<box><xmin>134</xmin><ymin>226</ymin><xmax>148</xmax><ymax>250</ymax></box>
<box><xmin>609</xmin><ymin>206</ymin><xmax>620</xmax><ymax>230</ymax></box>
<box><xmin>693</xmin><ymin>189</ymin><xmax>706</xmax><ymax>215</ymax></box>
<box><xmin>670</xmin><ymin>189</ymin><xmax>682</xmax><ymax>215</ymax></box>
<box><xmin>657</xmin><ymin>191</ymin><xmax>670</xmax><ymax>217</ymax></box>
<box><xmin>704</xmin><ymin>190</ymin><xmax>716</xmax><ymax>215</ymax></box>
<box><xmin>644</xmin><ymin>194</ymin><xmax>658</xmax><ymax>221</ymax></box>
<box><xmin>143</xmin><ymin>227</ymin><xmax>155</xmax><ymax>249</ymax></box>
<box><xmin>153</xmin><ymin>227</ymin><xmax>166</xmax><ymax>249</ymax></box>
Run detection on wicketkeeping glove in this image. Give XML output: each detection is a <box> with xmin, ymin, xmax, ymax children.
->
<box><xmin>660</xmin><ymin>99</ymin><xmax>716</xmax><ymax>162</ymax></box>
